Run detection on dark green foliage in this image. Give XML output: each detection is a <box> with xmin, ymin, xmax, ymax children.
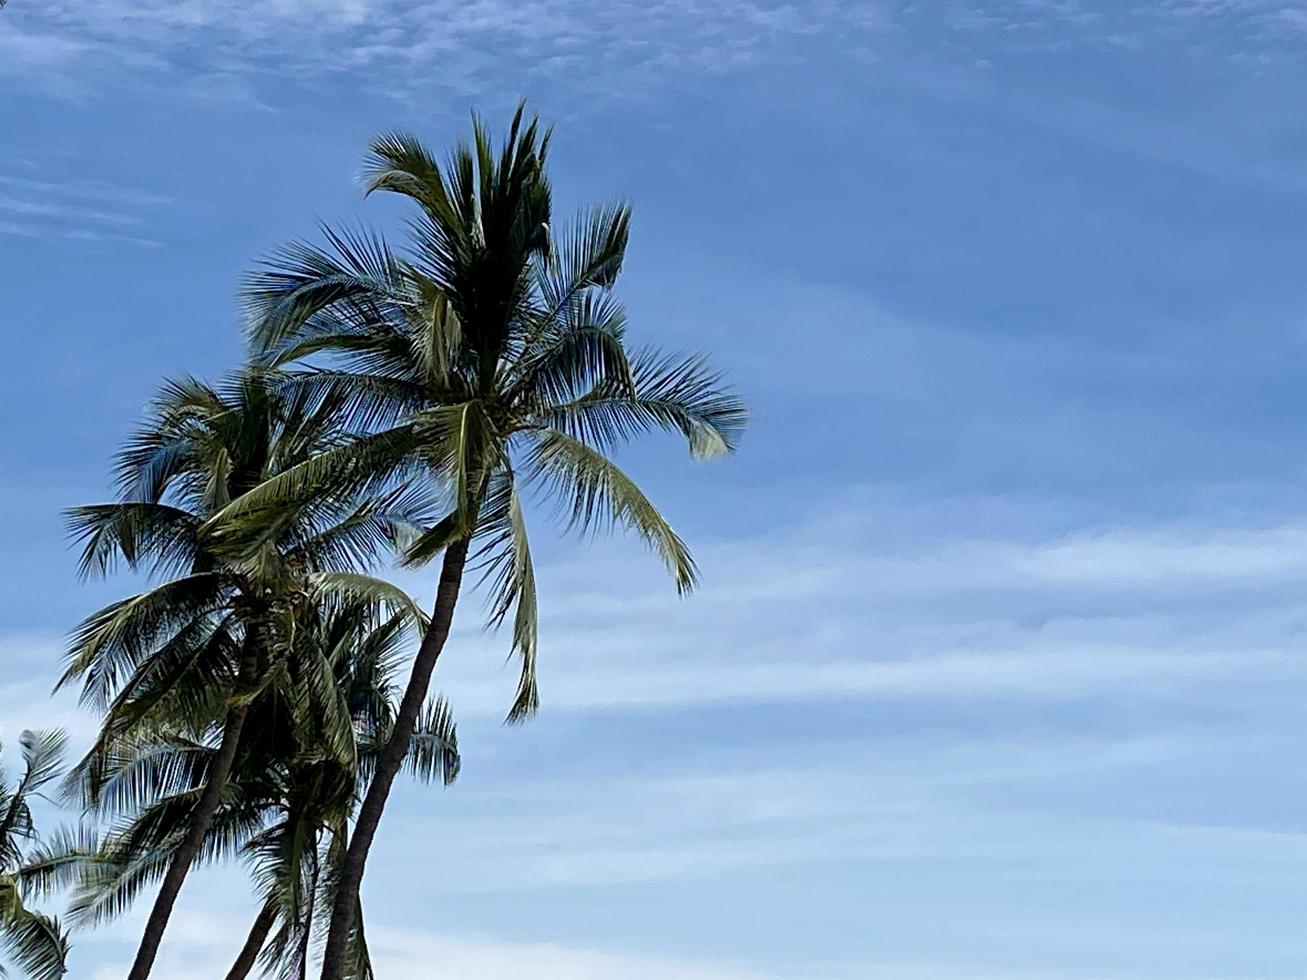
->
<box><xmin>0</xmin><ymin>730</ymin><xmax>71</xmax><ymax>980</ymax></box>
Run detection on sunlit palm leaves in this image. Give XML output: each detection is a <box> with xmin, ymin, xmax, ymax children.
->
<box><xmin>50</xmin><ymin>104</ymin><xmax>742</xmax><ymax>980</ymax></box>
<box><xmin>61</xmin><ymin>370</ymin><xmax>425</xmax><ymax>788</ymax></box>
<box><xmin>60</xmin><ymin>371</ymin><xmax>431</xmax><ymax>978</ymax></box>
<box><xmin>230</xmin><ymin>106</ymin><xmax>745</xmax><ymax>980</ymax></box>
<box><xmin>51</xmin><ymin>597</ymin><xmax>456</xmax><ymax>980</ymax></box>
<box><xmin>233</xmin><ymin>105</ymin><xmax>746</xmax><ymax>722</ymax></box>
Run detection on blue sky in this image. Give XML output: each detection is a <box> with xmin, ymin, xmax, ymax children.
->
<box><xmin>4</xmin><ymin>1</ymin><xmax>1307</xmax><ymax>977</ymax></box>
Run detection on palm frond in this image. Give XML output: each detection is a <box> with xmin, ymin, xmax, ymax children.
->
<box><xmin>474</xmin><ymin>472</ymin><xmax>539</xmax><ymax>722</ymax></box>
<box><xmin>69</xmin><ymin>734</ymin><xmax>213</xmax><ymax>818</ymax></box>
<box><xmin>112</xmin><ymin>375</ymin><xmax>229</xmax><ymax>503</ymax></box>
<box><xmin>510</xmin><ymin>290</ymin><xmax>633</xmax><ymax>410</ymax></box>
<box><xmin>0</xmin><ymin>731</ymin><xmax>68</xmax><ymax>849</ymax></box>
<box><xmin>16</xmin><ymin>732</ymin><xmax>67</xmax><ymax>802</ymax></box>
<box><xmin>59</xmin><ymin>573</ymin><xmax>229</xmax><ymax>706</ymax></box>
<box><xmin>407</xmin><ymin>275</ymin><xmax>462</xmax><ymax>388</ymax></box>
<box><xmin>17</xmin><ymin>825</ymin><xmax>102</xmax><ymax>901</ymax></box>
<box><xmin>68</xmin><ymin>795</ymin><xmax>267</xmax><ymax>929</ymax></box>
<box><xmin>272</xmin><ymin>369</ymin><xmax>428</xmax><ymax>435</ymax></box>
<box><xmin>538</xmin><ymin>348</ymin><xmax>748</xmax><ymax>459</ymax></box>
<box><xmin>203</xmin><ymin>423</ymin><xmax>422</xmax><ymax>555</ymax></box>
<box><xmin>536</xmin><ymin>201</ymin><xmax>631</xmax><ymax>318</ymax></box>
<box><xmin>65</xmin><ymin>503</ymin><xmax>202</xmax><ymax>581</ymax></box>
<box><xmin>307</xmin><ymin>574</ymin><xmax>426</xmax><ymax>633</ymax></box>
<box><xmin>0</xmin><ymin>905</ymin><xmax>68</xmax><ymax>980</ymax></box>
<box><xmin>363</xmin><ymin>132</ymin><xmax>465</xmax><ymax>232</ymax></box>
<box><xmin>523</xmin><ymin>429</ymin><xmax>698</xmax><ymax>594</ymax></box>
<box><xmin>403</xmin><ymin>698</ymin><xmax>461</xmax><ymax>785</ymax></box>
<box><xmin>398</xmin><ymin>401</ymin><xmax>504</xmax><ymax>566</ymax></box>
<box><xmin>244</xmin><ymin>226</ymin><xmax>409</xmax><ymax>360</ymax></box>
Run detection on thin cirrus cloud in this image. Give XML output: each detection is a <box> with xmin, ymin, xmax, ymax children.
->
<box><xmin>369</xmin><ymin>495</ymin><xmax>1307</xmax><ymax>725</ymax></box>
<box><xmin>383</xmin><ymin>743</ymin><xmax>1307</xmax><ymax>898</ymax></box>
<box><xmin>7</xmin><ymin>0</ymin><xmax>1307</xmax><ymax>101</ymax></box>
<box><xmin>0</xmin><ymin>172</ymin><xmax>165</xmax><ymax>245</ymax></box>
<box><xmin>18</xmin><ymin>501</ymin><xmax>1307</xmax><ymax>741</ymax></box>
<box><xmin>1</xmin><ymin>0</ymin><xmax>884</xmax><ymax>97</ymax></box>
<box><xmin>87</xmin><ymin>910</ymin><xmax>789</xmax><ymax>980</ymax></box>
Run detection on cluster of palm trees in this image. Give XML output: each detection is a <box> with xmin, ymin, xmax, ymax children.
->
<box><xmin>2</xmin><ymin>105</ymin><xmax>746</xmax><ymax>979</ymax></box>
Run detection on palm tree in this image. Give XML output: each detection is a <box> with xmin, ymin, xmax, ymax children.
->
<box><xmin>51</xmin><ymin>596</ymin><xmax>458</xmax><ymax>980</ymax></box>
<box><xmin>61</xmin><ymin>371</ymin><xmax>424</xmax><ymax>980</ymax></box>
<box><xmin>228</xmin><ymin>104</ymin><xmax>747</xmax><ymax>979</ymax></box>
<box><xmin>0</xmin><ymin>730</ymin><xmax>71</xmax><ymax>980</ymax></box>
<box><xmin>225</xmin><ymin>598</ymin><xmax>459</xmax><ymax>980</ymax></box>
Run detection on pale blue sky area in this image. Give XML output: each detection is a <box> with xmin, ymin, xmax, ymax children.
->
<box><xmin>3</xmin><ymin>2</ymin><xmax>1307</xmax><ymax>977</ymax></box>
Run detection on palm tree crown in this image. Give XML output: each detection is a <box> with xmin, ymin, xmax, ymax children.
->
<box><xmin>235</xmin><ymin>105</ymin><xmax>747</xmax><ymax>718</ymax></box>
<box><xmin>223</xmin><ymin>104</ymin><xmax>746</xmax><ymax>980</ymax></box>
<box><xmin>61</xmin><ymin>371</ymin><xmax>425</xmax><ymax>980</ymax></box>
<box><xmin>63</xmin><ymin>369</ymin><xmax>423</xmax><ymax>776</ymax></box>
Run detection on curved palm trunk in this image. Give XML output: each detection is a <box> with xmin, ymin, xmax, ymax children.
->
<box><xmin>223</xmin><ymin>902</ymin><xmax>277</xmax><ymax>980</ymax></box>
<box><xmin>294</xmin><ymin>847</ymin><xmax>321</xmax><ymax>980</ymax></box>
<box><xmin>318</xmin><ymin>538</ymin><xmax>471</xmax><ymax>980</ymax></box>
<box><xmin>126</xmin><ymin>647</ymin><xmax>258</xmax><ymax>980</ymax></box>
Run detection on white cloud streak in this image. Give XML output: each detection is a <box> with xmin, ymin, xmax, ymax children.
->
<box><xmin>87</xmin><ymin>912</ymin><xmax>790</xmax><ymax>980</ymax></box>
<box><xmin>0</xmin><ymin>171</ymin><xmax>166</xmax><ymax>246</ymax></box>
<box><xmin>2</xmin><ymin>0</ymin><xmax>884</xmax><ymax>101</ymax></box>
<box><xmin>15</xmin><ymin>498</ymin><xmax>1307</xmax><ymax>976</ymax></box>
<box><xmin>8</xmin><ymin>0</ymin><xmax>1306</xmax><ymax>105</ymax></box>
<box><xmin>408</xmin><ymin>507</ymin><xmax>1307</xmax><ymax>720</ymax></box>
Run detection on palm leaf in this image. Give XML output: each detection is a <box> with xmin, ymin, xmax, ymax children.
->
<box><xmin>308</xmin><ymin>574</ymin><xmax>426</xmax><ymax>633</ymax></box>
<box><xmin>523</xmin><ymin>429</ymin><xmax>698</xmax><ymax>593</ymax></box>
<box><xmin>538</xmin><ymin>348</ymin><xmax>747</xmax><ymax>459</ymax></box>
<box><xmin>59</xmin><ymin>573</ymin><xmax>230</xmax><ymax>707</ymax></box>
<box><xmin>474</xmin><ymin>471</ymin><xmax>539</xmax><ymax>722</ymax></box>
<box><xmin>65</xmin><ymin>503</ymin><xmax>202</xmax><ymax>580</ymax></box>
<box><xmin>1</xmin><ymin>905</ymin><xmax>68</xmax><ymax>980</ymax></box>
<box><xmin>244</xmin><ymin>226</ymin><xmax>409</xmax><ymax>359</ymax></box>
<box><xmin>402</xmin><ymin>698</ymin><xmax>461</xmax><ymax>785</ymax></box>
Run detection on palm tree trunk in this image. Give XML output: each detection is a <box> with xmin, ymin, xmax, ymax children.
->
<box><xmin>223</xmin><ymin>902</ymin><xmax>277</xmax><ymax>980</ymax></box>
<box><xmin>294</xmin><ymin>846</ymin><xmax>320</xmax><ymax>980</ymax></box>
<box><xmin>318</xmin><ymin>537</ymin><xmax>471</xmax><ymax>980</ymax></box>
<box><xmin>126</xmin><ymin>646</ymin><xmax>259</xmax><ymax>980</ymax></box>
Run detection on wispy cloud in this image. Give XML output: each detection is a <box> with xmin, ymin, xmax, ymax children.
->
<box><xmin>0</xmin><ymin>636</ymin><xmax>95</xmax><ymax>750</ymax></box>
<box><xmin>0</xmin><ymin>174</ymin><xmax>171</xmax><ymax>207</ymax></box>
<box><xmin>18</xmin><ymin>498</ymin><xmax>1307</xmax><ymax>977</ymax></box>
<box><xmin>399</xmin><ymin>751</ymin><xmax>1307</xmax><ymax>897</ymax></box>
<box><xmin>12</xmin><ymin>0</ymin><xmax>1307</xmax><ymax>106</ymax></box>
<box><xmin>2</xmin><ymin>0</ymin><xmax>885</xmax><ymax>101</ymax></box>
<box><xmin>412</xmin><ymin>501</ymin><xmax>1307</xmax><ymax>720</ymax></box>
<box><xmin>21</xmin><ymin>501</ymin><xmax>1307</xmax><ymax>743</ymax></box>
<box><xmin>0</xmin><ymin>171</ymin><xmax>166</xmax><ymax>246</ymax></box>
<box><xmin>86</xmin><ymin>908</ymin><xmax>791</xmax><ymax>980</ymax></box>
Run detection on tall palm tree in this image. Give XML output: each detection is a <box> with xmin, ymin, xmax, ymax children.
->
<box><xmin>0</xmin><ymin>729</ymin><xmax>71</xmax><ymax>980</ymax></box>
<box><xmin>228</xmin><ymin>104</ymin><xmax>747</xmax><ymax>979</ymax></box>
<box><xmin>61</xmin><ymin>372</ymin><xmax>424</xmax><ymax>980</ymax></box>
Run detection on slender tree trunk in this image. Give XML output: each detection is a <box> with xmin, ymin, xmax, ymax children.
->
<box><xmin>318</xmin><ymin>538</ymin><xmax>471</xmax><ymax>980</ymax></box>
<box><xmin>223</xmin><ymin>902</ymin><xmax>277</xmax><ymax>980</ymax></box>
<box><xmin>294</xmin><ymin>846</ymin><xmax>320</xmax><ymax>980</ymax></box>
<box><xmin>126</xmin><ymin>647</ymin><xmax>259</xmax><ymax>980</ymax></box>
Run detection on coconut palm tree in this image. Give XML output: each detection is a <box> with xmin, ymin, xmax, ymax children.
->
<box><xmin>225</xmin><ymin>599</ymin><xmax>459</xmax><ymax>980</ymax></box>
<box><xmin>227</xmin><ymin>104</ymin><xmax>747</xmax><ymax>979</ymax></box>
<box><xmin>0</xmin><ymin>729</ymin><xmax>71</xmax><ymax>980</ymax></box>
<box><xmin>49</xmin><ymin>596</ymin><xmax>457</xmax><ymax>980</ymax></box>
<box><xmin>61</xmin><ymin>372</ymin><xmax>425</xmax><ymax>980</ymax></box>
